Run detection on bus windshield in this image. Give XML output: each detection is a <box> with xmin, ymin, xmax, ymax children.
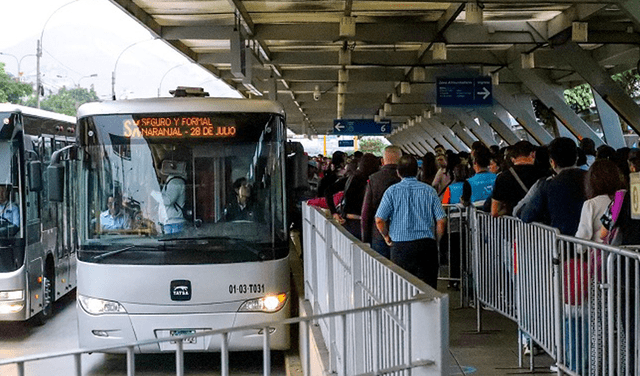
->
<box><xmin>78</xmin><ymin>112</ymin><xmax>288</xmax><ymax>265</ymax></box>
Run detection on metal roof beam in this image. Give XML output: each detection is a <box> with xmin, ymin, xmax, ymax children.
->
<box><xmin>254</xmin><ymin>23</ymin><xmax>437</xmax><ymax>43</ymax></box>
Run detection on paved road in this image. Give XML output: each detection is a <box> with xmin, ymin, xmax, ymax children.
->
<box><xmin>0</xmin><ymin>292</ymin><xmax>286</xmax><ymax>375</ymax></box>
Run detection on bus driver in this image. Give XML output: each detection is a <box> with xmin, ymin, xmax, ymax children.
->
<box><xmin>100</xmin><ymin>193</ymin><xmax>131</xmax><ymax>230</ymax></box>
<box><xmin>0</xmin><ymin>184</ymin><xmax>19</xmax><ymax>235</ymax></box>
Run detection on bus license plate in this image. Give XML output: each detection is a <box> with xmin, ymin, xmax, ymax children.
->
<box><xmin>170</xmin><ymin>330</ymin><xmax>197</xmax><ymax>344</ymax></box>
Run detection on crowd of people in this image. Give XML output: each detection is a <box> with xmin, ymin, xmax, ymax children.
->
<box><xmin>305</xmin><ymin>137</ymin><xmax>640</xmax><ymax>298</ymax></box>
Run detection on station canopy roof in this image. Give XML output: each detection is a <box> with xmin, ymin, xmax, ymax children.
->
<box><xmin>109</xmin><ymin>0</ymin><xmax>640</xmax><ymax>136</ymax></box>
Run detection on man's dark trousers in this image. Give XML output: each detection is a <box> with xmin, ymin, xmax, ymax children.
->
<box><xmin>391</xmin><ymin>238</ymin><xmax>439</xmax><ymax>289</ymax></box>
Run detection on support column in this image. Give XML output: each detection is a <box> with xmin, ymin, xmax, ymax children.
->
<box><xmin>396</xmin><ymin>132</ymin><xmax>423</xmax><ymax>155</ymax></box>
<box><xmin>550</xmin><ymin>39</ymin><xmax>640</xmax><ymax>137</ymax></box>
<box><xmin>450</xmin><ymin>123</ymin><xmax>477</xmax><ymax>149</ymax></box>
<box><xmin>493</xmin><ymin>87</ymin><xmax>554</xmax><ymax>145</ymax></box>
<box><xmin>451</xmin><ymin>110</ymin><xmax>496</xmax><ymax>147</ymax></box>
<box><xmin>427</xmin><ymin>119</ymin><xmax>469</xmax><ymax>152</ymax></box>
<box><xmin>407</xmin><ymin>126</ymin><xmax>438</xmax><ymax>153</ymax></box>
<box><xmin>593</xmin><ymin>89</ymin><xmax>626</xmax><ymax>148</ymax></box>
<box><xmin>508</xmin><ymin>63</ymin><xmax>605</xmax><ymax>146</ymax></box>
<box><xmin>474</xmin><ymin>107</ymin><xmax>521</xmax><ymax>145</ymax></box>
<box><xmin>619</xmin><ymin>0</ymin><xmax>640</xmax><ymax>31</ymax></box>
<box><xmin>405</xmin><ymin>128</ymin><xmax>431</xmax><ymax>155</ymax></box>
<box><xmin>417</xmin><ymin>121</ymin><xmax>455</xmax><ymax>151</ymax></box>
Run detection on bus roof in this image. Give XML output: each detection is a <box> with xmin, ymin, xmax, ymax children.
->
<box><xmin>0</xmin><ymin>103</ymin><xmax>76</xmax><ymax>124</ymax></box>
<box><xmin>77</xmin><ymin>98</ymin><xmax>285</xmax><ymax>119</ymax></box>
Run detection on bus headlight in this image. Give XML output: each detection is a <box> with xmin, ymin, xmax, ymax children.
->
<box><xmin>238</xmin><ymin>293</ymin><xmax>287</xmax><ymax>313</ymax></box>
<box><xmin>78</xmin><ymin>295</ymin><xmax>127</xmax><ymax>315</ymax></box>
<box><xmin>0</xmin><ymin>290</ymin><xmax>24</xmax><ymax>301</ymax></box>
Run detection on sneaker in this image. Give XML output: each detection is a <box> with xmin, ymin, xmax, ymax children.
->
<box><xmin>549</xmin><ymin>364</ymin><xmax>558</xmax><ymax>372</ymax></box>
<box><xmin>523</xmin><ymin>343</ymin><xmax>542</xmax><ymax>356</ymax></box>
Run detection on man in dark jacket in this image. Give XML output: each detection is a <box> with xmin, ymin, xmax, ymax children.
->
<box><xmin>361</xmin><ymin>145</ymin><xmax>402</xmax><ymax>258</ymax></box>
<box><xmin>517</xmin><ymin>137</ymin><xmax>587</xmax><ymax>235</ymax></box>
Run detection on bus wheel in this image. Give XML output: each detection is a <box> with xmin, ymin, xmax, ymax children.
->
<box><xmin>33</xmin><ymin>274</ymin><xmax>54</xmax><ymax>325</ymax></box>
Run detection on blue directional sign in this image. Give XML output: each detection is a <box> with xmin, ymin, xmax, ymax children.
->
<box><xmin>333</xmin><ymin>119</ymin><xmax>392</xmax><ymax>135</ymax></box>
<box><xmin>436</xmin><ymin>77</ymin><xmax>493</xmax><ymax>107</ymax></box>
<box><xmin>338</xmin><ymin>140</ymin><xmax>355</xmax><ymax>147</ymax></box>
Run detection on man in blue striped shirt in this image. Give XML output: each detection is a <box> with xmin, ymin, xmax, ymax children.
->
<box><xmin>375</xmin><ymin>155</ymin><xmax>447</xmax><ymax>289</ymax></box>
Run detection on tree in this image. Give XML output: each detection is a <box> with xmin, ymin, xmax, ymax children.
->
<box><xmin>359</xmin><ymin>137</ymin><xmax>389</xmax><ymax>156</ymax></box>
<box><xmin>612</xmin><ymin>69</ymin><xmax>640</xmax><ymax>99</ymax></box>
<box><xmin>564</xmin><ymin>83</ymin><xmax>594</xmax><ymax>113</ymax></box>
<box><xmin>0</xmin><ymin>62</ymin><xmax>33</xmax><ymax>103</ymax></box>
<box><xmin>24</xmin><ymin>86</ymin><xmax>99</xmax><ymax>116</ymax></box>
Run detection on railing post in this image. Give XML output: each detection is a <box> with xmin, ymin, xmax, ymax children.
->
<box><xmin>74</xmin><ymin>353</ymin><xmax>82</xmax><ymax>376</ymax></box>
<box><xmin>175</xmin><ymin>340</ymin><xmax>184</xmax><ymax>376</ymax></box>
<box><xmin>126</xmin><ymin>346</ymin><xmax>135</xmax><ymax>376</ymax></box>
<box><xmin>301</xmin><ymin>320</ymin><xmax>310</xmax><ymax>376</ymax></box>
<box><xmin>553</xmin><ymin>239</ymin><xmax>563</xmax><ymax>375</ymax></box>
<box><xmin>17</xmin><ymin>361</ymin><xmax>24</xmax><ymax>376</ymax></box>
<box><xmin>340</xmin><ymin>313</ymin><xmax>347</xmax><ymax>376</ymax></box>
<box><xmin>372</xmin><ymin>308</ymin><xmax>379</xmax><ymax>376</ymax></box>
<box><xmin>263</xmin><ymin>326</ymin><xmax>271</xmax><ymax>376</ymax></box>
<box><xmin>221</xmin><ymin>332</ymin><xmax>229</xmax><ymax>376</ymax></box>
<box><xmin>351</xmin><ymin>241</ymin><xmax>365</xmax><ymax>375</ymax></box>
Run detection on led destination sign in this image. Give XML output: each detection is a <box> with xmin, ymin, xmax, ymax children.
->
<box><xmin>123</xmin><ymin>116</ymin><xmax>237</xmax><ymax>138</ymax></box>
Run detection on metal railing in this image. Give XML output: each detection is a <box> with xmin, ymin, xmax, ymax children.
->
<box><xmin>555</xmin><ymin>235</ymin><xmax>640</xmax><ymax>376</ymax></box>
<box><xmin>0</xmin><ymin>203</ymin><xmax>449</xmax><ymax>376</ymax></box>
<box><xmin>302</xmin><ymin>202</ymin><xmax>449</xmax><ymax>376</ymax></box>
<box><xmin>0</xmin><ymin>296</ymin><xmax>436</xmax><ymax>376</ymax></box>
<box><xmin>468</xmin><ymin>206</ymin><xmax>640</xmax><ymax>375</ymax></box>
<box><xmin>440</xmin><ymin>204</ymin><xmax>472</xmax><ymax>307</ymax></box>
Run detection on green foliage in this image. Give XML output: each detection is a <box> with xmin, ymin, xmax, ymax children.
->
<box><xmin>0</xmin><ymin>62</ymin><xmax>33</xmax><ymax>103</ymax></box>
<box><xmin>564</xmin><ymin>68</ymin><xmax>640</xmax><ymax>113</ymax></box>
<box><xmin>564</xmin><ymin>83</ymin><xmax>594</xmax><ymax>113</ymax></box>
<box><xmin>358</xmin><ymin>137</ymin><xmax>388</xmax><ymax>156</ymax></box>
<box><xmin>612</xmin><ymin>70</ymin><xmax>640</xmax><ymax>99</ymax></box>
<box><xmin>23</xmin><ymin>86</ymin><xmax>99</xmax><ymax>116</ymax></box>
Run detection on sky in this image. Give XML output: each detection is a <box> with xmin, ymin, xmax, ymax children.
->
<box><xmin>0</xmin><ymin>0</ymin><xmax>241</xmax><ymax>100</ymax></box>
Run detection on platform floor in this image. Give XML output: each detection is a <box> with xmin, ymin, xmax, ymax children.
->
<box><xmin>442</xmin><ymin>282</ymin><xmax>556</xmax><ymax>375</ymax></box>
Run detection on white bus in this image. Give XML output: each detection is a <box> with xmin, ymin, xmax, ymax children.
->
<box><xmin>0</xmin><ymin>104</ymin><xmax>77</xmax><ymax>323</ymax></box>
<box><xmin>67</xmin><ymin>92</ymin><xmax>299</xmax><ymax>352</ymax></box>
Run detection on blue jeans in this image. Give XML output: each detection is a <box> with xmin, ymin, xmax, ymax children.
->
<box><xmin>565</xmin><ymin>314</ymin><xmax>588</xmax><ymax>373</ymax></box>
<box><xmin>164</xmin><ymin>222</ymin><xmax>184</xmax><ymax>234</ymax></box>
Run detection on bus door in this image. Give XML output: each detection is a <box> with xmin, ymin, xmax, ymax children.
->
<box><xmin>193</xmin><ymin>146</ymin><xmax>231</xmax><ymax>224</ymax></box>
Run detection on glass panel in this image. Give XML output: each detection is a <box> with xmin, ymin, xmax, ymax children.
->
<box><xmin>79</xmin><ymin>113</ymin><xmax>287</xmax><ymax>265</ymax></box>
<box><xmin>0</xmin><ymin>138</ymin><xmax>24</xmax><ymax>272</ymax></box>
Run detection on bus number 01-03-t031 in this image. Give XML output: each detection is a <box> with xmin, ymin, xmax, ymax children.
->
<box><xmin>229</xmin><ymin>284</ymin><xmax>265</xmax><ymax>294</ymax></box>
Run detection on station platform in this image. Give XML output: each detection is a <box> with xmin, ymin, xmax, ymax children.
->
<box><xmin>443</xmin><ymin>283</ymin><xmax>555</xmax><ymax>375</ymax></box>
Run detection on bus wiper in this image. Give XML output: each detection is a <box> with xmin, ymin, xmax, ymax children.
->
<box><xmin>91</xmin><ymin>245</ymin><xmax>137</xmax><ymax>261</ymax></box>
<box><xmin>158</xmin><ymin>236</ymin><xmax>267</xmax><ymax>260</ymax></box>
<box><xmin>158</xmin><ymin>235</ymin><xmax>245</xmax><ymax>242</ymax></box>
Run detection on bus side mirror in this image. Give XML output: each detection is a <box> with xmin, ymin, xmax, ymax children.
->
<box><xmin>28</xmin><ymin>161</ymin><xmax>43</xmax><ymax>192</ymax></box>
<box><xmin>47</xmin><ymin>164</ymin><xmax>64</xmax><ymax>202</ymax></box>
<box><xmin>286</xmin><ymin>142</ymin><xmax>309</xmax><ymax>191</ymax></box>
<box><xmin>47</xmin><ymin>144</ymin><xmax>75</xmax><ymax>203</ymax></box>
